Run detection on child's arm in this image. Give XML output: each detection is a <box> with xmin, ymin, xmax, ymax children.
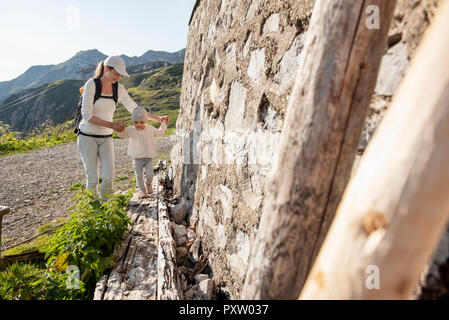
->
<box><xmin>154</xmin><ymin>120</ymin><xmax>168</xmax><ymax>137</ymax></box>
<box><xmin>115</xmin><ymin>127</ymin><xmax>131</xmax><ymax>139</ymax></box>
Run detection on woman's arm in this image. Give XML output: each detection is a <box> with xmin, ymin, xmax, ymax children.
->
<box><xmin>82</xmin><ymin>79</ymin><xmax>124</xmax><ymax>131</ymax></box>
<box><xmin>115</xmin><ymin>127</ymin><xmax>131</xmax><ymax>139</ymax></box>
<box><xmin>89</xmin><ymin>115</ymin><xmax>124</xmax><ymax>132</ymax></box>
<box><xmin>118</xmin><ymin>83</ymin><xmax>168</xmax><ymax>124</ymax></box>
<box><xmin>147</xmin><ymin>112</ymin><xmax>164</xmax><ymax>123</ymax></box>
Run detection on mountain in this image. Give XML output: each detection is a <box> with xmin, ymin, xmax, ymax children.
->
<box><xmin>0</xmin><ymin>79</ymin><xmax>85</xmax><ymax>132</ymax></box>
<box><xmin>0</xmin><ymin>63</ymin><xmax>183</xmax><ymax>133</ymax></box>
<box><xmin>121</xmin><ymin>49</ymin><xmax>186</xmax><ymax>66</ymax></box>
<box><xmin>0</xmin><ymin>48</ymin><xmax>185</xmax><ymax>103</ymax></box>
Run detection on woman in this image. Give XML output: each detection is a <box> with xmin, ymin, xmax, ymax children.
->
<box><xmin>77</xmin><ymin>55</ymin><xmax>169</xmax><ymax>200</ymax></box>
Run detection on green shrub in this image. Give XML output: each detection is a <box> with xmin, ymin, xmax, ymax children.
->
<box><xmin>0</xmin><ymin>188</ymin><xmax>133</xmax><ymax>300</ymax></box>
<box><xmin>44</xmin><ymin>189</ymin><xmax>133</xmax><ymax>299</ymax></box>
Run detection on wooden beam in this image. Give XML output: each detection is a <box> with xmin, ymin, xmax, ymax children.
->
<box><xmin>300</xmin><ymin>0</ymin><xmax>449</xmax><ymax>299</ymax></box>
<box><xmin>241</xmin><ymin>0</ymin><xmax>397</xmax><ymax>299</ymax></box>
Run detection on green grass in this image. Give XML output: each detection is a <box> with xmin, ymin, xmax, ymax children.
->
<box><xmin>0</xmin><ymin>120</ymin><xmax>77</xmax><ymax>157</ymax></box>
<box><xmin>69</xmin><ymin>182</ymin><xmax>83</xmax><ymax>191</ymax></box>
<box><xmin>2</xmin><ymin>234</ymin><xmax>52</xmax><ymax>257</ymax></box>
<box><xmin>0</xmin><ymin>262</ymin><xmax>49</xmax><ymax>300</ymax></box>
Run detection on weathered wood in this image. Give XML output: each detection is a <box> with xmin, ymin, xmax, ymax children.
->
<box><xmin>157</xmin><ymin>187</ymin><xmax>184</xmax><ymax>300</ymax></box>
<box><xmin>241</xmin><ymin>0</ymin><xmax>397</xmax><ymax>299</ymax></box>
<box><xmin>0</xmin><ymin>206</ymin><xmax>11</xmax><ymax>260</ymax></box>
<box><xmin>0</xmin><ymin>206</ymin><xmax>10</xmax><ymax>216</ymax></box>
<box><xmin>300</xmin><ymin>0</ymin><xmax>449</xmax><ymax>300</ymax></box>
<box><xmin>94</xmin><ymin>185</ymin><xmax>159</xmax><ymax>300</ymax></box>
<box><xmin>0</xmin><ymin>250</ymin><xmax>45</xmax><ymax>267</ymax></box>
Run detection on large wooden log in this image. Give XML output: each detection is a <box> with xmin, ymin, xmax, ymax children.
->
<box><xmin>241</xmin><ymin>0</ymin><xmax>397</xmax><ymax>299</ymax></box>
<box><xmin>157</xmin><ymin>188</ymin><xmax>184</xmax><ymax>300</ymax></box>
<box><xmin>300</xmin><ymin>0</ymin><xmax>449</xmax><ymax>300</ymax></box>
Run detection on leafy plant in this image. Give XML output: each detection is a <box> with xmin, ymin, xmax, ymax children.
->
<box><xmin>44</xmin><ymin>188</ymin><xmax>133</xmax><ymax>299</ymax></box>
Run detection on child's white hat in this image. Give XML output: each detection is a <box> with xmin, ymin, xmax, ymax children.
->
<box><xmin>132</xmin><ymin>107</ymin><xmax>147</xmax><ymax>122</ymax></box>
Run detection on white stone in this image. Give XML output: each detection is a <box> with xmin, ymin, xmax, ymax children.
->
<box><xmin>226</xmin><ymin>43</ymin><xmax>236</xmax><ymax>62</ymax></box>
<box><xmin>228</xmin><ymin>231</ymin><xmax>251</xmax><ymax>275</ymax></box>
<box><xmin>194</xmin><ymin>274</ymin><xmax>209</xmax><ymax>284</ymax></box>
<box><xmin>224</xmin><ymin>130</ymin><xmax>248</xmax><ymax>168</ymax></box>
<box><xmin>217</xmin><ymin>223</ymin><xmax>227</xmax><ymax>249</ymax></box>
<box><xmin>189</xmin><ymin>238</ymin><xmax>201</xmax><ymax>262</ymax></box>
<box><xmin>275</xmin><ymin>33</ymin><xmax>306</xmax><ymax>91</ymax></box>
<box><xmin>198</xmin><ymin>279</ymin><xmax>214</xmax><ymax>300</ymax></box>
<box><xmin>209</xmin><ymin>78</ymin><xmax>219</xmax><ymax>105</ymax></box>
<box><xmin>247</xmin><ymin>128</ymin><xmax>281</xmax><ymax>166</ymax></box>
<box><xmin>224</xmin><ymin>81</ymin><xmax>247</xmax><ymax>133</ymax></box>
<box><xmin>243</xmin><ymin>33</ymin><xmax>252</xmax><ymax>58</ymax></box>
<box><xmin>201</xmin><ymin>164</ymin><xmax>207</xmax><ymax>181</ymax></box>
<box><xmin>263</xmin><ymin>14</ymin><xmax>280</xmax><ymax>35</ymax></box>
<box><xmin>245</xmin><ymin>0</ymin><xmax>260</xmax><ymax>21</ymax></box>
<box><xmin>248</xmin><ymin>49</ymin><xmax>265</xmax><ymax>85</ymax></box>
<box><xmin>207</xmin><ymin>21</ymin><xmax>218</xmax><ymax>44</ymax></box>
<box><xmin>375</xmin><ymin>41</ymin><xmax>409</xmax><ymax>96</ymax></box>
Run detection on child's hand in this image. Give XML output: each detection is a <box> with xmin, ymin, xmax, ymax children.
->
<box><xmin>112</xmin><ymin>122</ymin><xmax>125</xmax><ymax>132</ymax></box>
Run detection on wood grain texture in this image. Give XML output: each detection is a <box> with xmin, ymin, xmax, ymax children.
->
<box><xmin>157</xmin><ymin>188</ymin><xmax>184</xmax><ymax>300</ymax></box>
<box><xmin>94</xmin><ymin>185</ymin><xmax>160</xmax><ymax>300</ymax></box>
<box><xmin>241</xmin><ymin>0</ymin><xmax>397</xmax><ymax>299</ymax></box>
<box><xmin>300</xmin><ymin>0</ymin><xmax>449</xmax><ymax>300</ymax></box>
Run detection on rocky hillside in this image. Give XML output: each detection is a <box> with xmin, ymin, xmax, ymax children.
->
<box><xmin>0</xmin><ymin>63</ymin><xmax>183</xmax><ymax>133</ymax></box>
<box><xmin>0</xmin><ymin>48</ymin><xmax>185</xmax><ymax>103</ymax></box>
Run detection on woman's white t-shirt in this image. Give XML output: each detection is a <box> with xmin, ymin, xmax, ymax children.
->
<box><xmin>79</xmin><ymin>78</ymin><xmax>138</xmax><ymax>135</ymax></box>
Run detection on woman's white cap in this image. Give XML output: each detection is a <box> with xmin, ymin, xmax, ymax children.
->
<box><xmin>104</xmin><ymin>55</ymin><xmax>129</xmax><ymax>77</ymax></box>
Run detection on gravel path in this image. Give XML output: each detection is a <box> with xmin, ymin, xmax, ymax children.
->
<box><xmin>0</xmin><ymin>136</ymin><xmax>174</xmax><ymax>250</ymax></box>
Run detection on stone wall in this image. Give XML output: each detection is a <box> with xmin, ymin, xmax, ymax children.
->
<box><xmin>170</xmin><ymin>0</ymin><xmax>443</xmax><ymax>299</ymax></box>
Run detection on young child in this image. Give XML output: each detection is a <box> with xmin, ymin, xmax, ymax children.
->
<box><xmin>116</xmin><ymin>107</ymin><xmax>168</xmax><ymax>198</ymax></box>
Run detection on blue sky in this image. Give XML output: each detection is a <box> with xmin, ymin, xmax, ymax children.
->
<box><xmin>0</xmin><ymin>0</ymin><xmax>196</xmax><ymax>81</ymax></box>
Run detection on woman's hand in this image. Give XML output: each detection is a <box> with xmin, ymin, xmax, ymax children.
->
<box><xmin>112</xmin><ymin>122</ymin><xmax>125</xmax><ymax>132</ymax></box>
<box><xmin>161</xmin><ymin>116</ymin><xmax>169</xmax><ymax>124</ymax></box>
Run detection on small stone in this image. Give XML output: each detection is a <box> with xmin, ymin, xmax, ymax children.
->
<box><xmin>173</xmin><ymin>223</ymin><xmax>187</xmax><ymax>239</ymax></box>
<box><xmin>170</xmin><ymin>201</ymin><xmax>189</xmax><ymax>224</ymax></box>
<box><xmin>198</xmin><ymin>279</ymin><xmax>214</xmax><ymax>300</ymax></box>
<box><xmin>187</xmin><ymin>229</ymin><xmax>197</xmax><ymax>241</ymax></box>
<box><xmin>189</xmin><ymin>238</ymin><xmax>201</xmax><ymax>262</ymax></box>
<box><xmin>194</xmin><ymin>274</ymin><xmax>209</xmax><ymax>284</ymax></box>
<box><xmin>177</xmin><ymin>236</ymin><xmax>188</xmax><ymax>246</ymax></box>
<box><xmin>185</xmin><ymin>285</ymin><xmax>197</xmax><ymax>300</ymax></box>
<box><xmin>176</xmin><ymin>247</ymin><xmax>188</xmax><ymax>264</ymax></box>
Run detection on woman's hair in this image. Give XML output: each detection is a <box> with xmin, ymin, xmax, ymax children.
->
<box><xmin>91</xmin><ymin>61</ymin><xmax>115</xmax><ymax>79</ymax></box>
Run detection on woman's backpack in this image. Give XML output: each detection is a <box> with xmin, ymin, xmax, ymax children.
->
<box><xmin>74</xmin><ymin>77</ymin><xmax>119</xmax><ymax>134</ymax></box>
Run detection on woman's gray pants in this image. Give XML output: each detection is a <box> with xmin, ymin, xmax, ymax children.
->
<box><xmin>133</xmin><ymin>158</ymin><xmax>153</xmax><ymax>193</ymax></box>
<box><xmin>77</xmin><ymin>134</ymin><xmax>114</xmax><ymax>200</ymax></box>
